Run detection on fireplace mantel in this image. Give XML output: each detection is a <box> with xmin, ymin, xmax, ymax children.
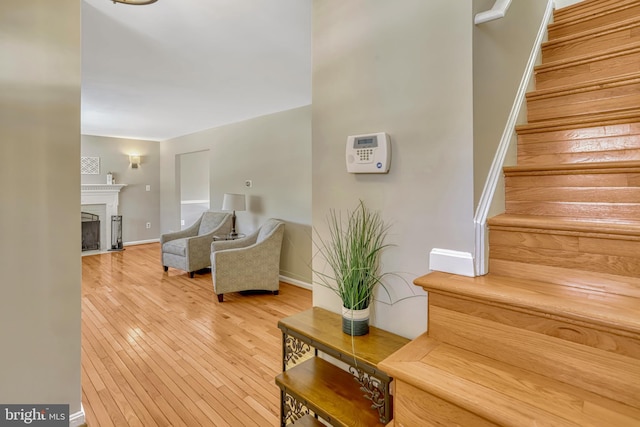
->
<box><xmin>81</xmin><ymin>184</ymin><xmax>127</xmax><ymax>251</ymax></box>
<box><xmin>81</xmin><ymin>184</ymin><xmax>127</xmax><ymax>192</ymax></box>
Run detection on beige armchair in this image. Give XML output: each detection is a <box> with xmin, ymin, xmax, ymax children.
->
<box><xmin>210</xmin><ymin>219</ymin><xmax>284</xmax><ymax>302</ymax></box>
<box><xmin>161</xmin><ymin>211</ymin><xmax>232</xmax><ymax>278</ymax></box>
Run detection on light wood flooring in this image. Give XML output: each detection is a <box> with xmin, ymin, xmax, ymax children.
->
<box><xmin>81</xmin><ymin>243</ymin><xmax>312</xmax><ymax>426</ymax></box>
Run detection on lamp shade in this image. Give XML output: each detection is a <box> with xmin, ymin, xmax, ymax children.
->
<box><xmin>222</xmin><ymin>193</ymin><xmax>246</xmax><ymax>212</ymax></box>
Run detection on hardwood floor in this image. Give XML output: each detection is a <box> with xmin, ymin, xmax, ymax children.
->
<box><xmin>81</xmin><ymin>243</ymin><xmax>312</xmax><ymax>426</ymax></box>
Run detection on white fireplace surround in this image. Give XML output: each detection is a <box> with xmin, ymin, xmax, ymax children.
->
<box><xmin>81</xmin><ymin>184</ymin><xmax>126</xmax><ymax>250</ymax></box>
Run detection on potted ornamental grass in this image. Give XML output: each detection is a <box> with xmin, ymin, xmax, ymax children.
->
<box><xmin>315</xmin><ymin>200</ymin><xmax>391</xmax><ymax>336</ymax></box>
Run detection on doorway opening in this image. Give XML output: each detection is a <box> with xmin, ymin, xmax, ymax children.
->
<box><xmin>178</xmin><ymin>150</ymin><xmax>210</xmax><ymax>229</ymax></box>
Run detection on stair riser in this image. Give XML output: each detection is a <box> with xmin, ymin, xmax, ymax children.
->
<box><xmin>518</xmin><ymin>149</ymin><xmax>640</xmax><ymax>165</ymax></box>
<box><xmin>518</xmin><ymin>122</ymin><xmax>640</xmax><ymax>145</ymax></box>
<box><xmin>504</xmin><ymin>171</ymin><xmax>640</xmax><ymax>213</ymax></box>
<box><xmin>517</xmin><ymin>124</ymin><xmax>640</xmax><ymax>165</ymax></box>
<box><xmin>490</xmin><ymin>228</ymin><xmax>640</xmax><ymax>279</ymax></box>
<box><xmin>535</xmin><ymin>49</ymin><xmax>640</xmax><ymax>90</ymax></box>
<box><xmin>427</xmin><ymin>296</ymin><xmax>640</xmax><ymax>407</ymax></box>
<box><xmin>489</xmin><ymin>258</ymin><xmax>640</xmax><ymax>298</ymax></box>
<box><xmin>505</xmin><ymin>200</ymin><xmax>640</xmax><ymax>220</ymax></box>
<box><xmin>430</xmin><ymin>292</ymin><xmax>640</xmax><ymax>359</ymax></box>
<box><xmin>505</xmin><ymin>186</ymin><xmax>640</xmax><ymax>203</ymax></box>
<box><xmin>542</xmin><ymin>21</ymin><xmax>640</xmax><ymax>63</ymax></box>
<box><xmin>393</xmin><ymin>381</ymin><xmax>499</xmax><ymax>427</ymax></box>
<box><xmin>505</xmin><ymin>172</ymin><xmax>640</xmax><ymax>188</ymax></box>
<box><xmin>527</xmin><ymin>81</ymin><xmax>640</xmax><ymax>123</ymax></box>
<box><xmin>548</xmin><ymin>3</ymin><xmax>640</xmax><ymax>40</ymax></box>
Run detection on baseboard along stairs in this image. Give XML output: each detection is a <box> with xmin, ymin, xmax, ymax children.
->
<box><xmin>380</xmin><ymin>1</ymin><xmax>640</xmax><ymax>425</ymax></box>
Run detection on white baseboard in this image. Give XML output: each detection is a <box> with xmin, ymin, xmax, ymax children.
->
<box><xmin>69</xmin><ymin>404</ymin><xmax>85</xmax><ymax>427</ymax></box>
<box><xmin>279</xmin><ymin>275</ymin><xmax>313</xmax><ymax>290</ymax></box>
<box><xmin>124</xmin><ymin>238</ymin><xmax>160</xmax><ymax>246</ymax></box>
<box><xmin>429</xmin><ymin>248</ymin><xmax>475</xmax><ymax>277</ymax></box>
<box><xmin>82</xmin><ymin>239</ymin><xmax>160</xmax><ymax>256</ymax></box>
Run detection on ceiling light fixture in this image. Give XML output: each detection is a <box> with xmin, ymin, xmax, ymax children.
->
<box><xmin>111</xmin><ymin>0</ymin><xmax>158</xmax><ymax>5</ymax></box>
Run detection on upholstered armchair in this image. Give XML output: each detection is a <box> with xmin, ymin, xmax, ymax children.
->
<box><xmin>210</xmin><ymin>218</ymin><xmax>284</xmax><ymax>302</ymax></box>
<box><xmin>161</xmin><ymin>211</ymin><xmax>232</xmax><ymax>278</ymax></box>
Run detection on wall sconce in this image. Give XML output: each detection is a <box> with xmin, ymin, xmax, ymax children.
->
<box><xmin>129</xmin><ymin>154</ymin><xmax>141</xmax><ymax>169</ymax></box>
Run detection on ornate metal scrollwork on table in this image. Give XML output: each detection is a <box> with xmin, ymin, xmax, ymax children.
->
<box><xmin>349</xmin><ymin>366</ymin><xmax>387</xmax><ymax>422</ymax></box>
<box><xmin>284</xmin><ymin>393</ymin><xmax>309</xmax><ymax>425</ymax></box>
<box><xmin>284</xmin><ymin>334</ymin><xmax>311</xmax><ymax>368</ymax></box>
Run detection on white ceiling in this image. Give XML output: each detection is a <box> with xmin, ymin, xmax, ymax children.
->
<box><xmin>81</xmin><ymin>0</ymin><xmax>312</xmax><ymax>141</ymax></box>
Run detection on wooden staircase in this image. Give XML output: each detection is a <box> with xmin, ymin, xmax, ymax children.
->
<box><xmin>380</xmin><ymin>1</ymin><xmax>640</xmax><ymax>425</ymax></box>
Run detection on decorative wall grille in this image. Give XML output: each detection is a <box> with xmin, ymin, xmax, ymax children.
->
<box><xmin>81</xmin><ymin>157</ymin><xmax>100</xmax><ymax>175</ymax></box>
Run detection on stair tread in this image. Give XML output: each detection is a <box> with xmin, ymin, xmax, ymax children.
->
<box><xmin>414</xmin><ymin>271</ymin><xmax>640</xmax><ymax>336</ymax></box>
<box><xmin>516</xmin><ymin>109</ymin><xmax>640</xmax><ymax>134</ymax></box>
<box><xmin>543</xmin><ymin>14</ymin><xmax>640</xmax><ymax>50</ymax></box>
<box><xmin>536</xmin><ymin>41</ymin><xmax>640</xmax><ymax>73</ymax></box>
<box><xmin>379</xmin><ymin>334</ymin><xmax>640</xmax><ymax>427</ymax></box>
<box><xmin>552</xmin><ymin>0</ymin><xmax>630</xmax><ymax>23</ymax></box>
<box><xmin>488</xmin><ymin>213</ymin><xmax>640</xmax><ymax>237</ymax></box>
<box><xmin>551</xmin><ymin>0</ymin><xmax>639</xmax><ymax>26</ymax></box>
<box><xmin>527</xmin><ymin>71</ymin><xmax>640</xmax><ymax>101</ymax></box>
<box><xmin>503</xmin><ymin>160</ymin><xmax>640</xmax><ymax>174</ymax></box>
<box><xmin>548</xmin><ymin>0</ymin><xmax>640</xmax><ymax>39</ymax></box>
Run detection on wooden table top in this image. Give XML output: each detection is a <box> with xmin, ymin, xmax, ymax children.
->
<box><xmin>278</xmin><ymin>306</ymin><xmax>410</xmax><ymax>367</ymax></box>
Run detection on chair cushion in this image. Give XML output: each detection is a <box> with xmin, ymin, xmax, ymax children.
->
<box><xmin>163</xmin><ymin>238</ymin><xmax>187</xmax><ymax>256</ymax></box>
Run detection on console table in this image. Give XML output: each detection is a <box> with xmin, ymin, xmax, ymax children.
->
<box><xmin>275</xmin><ymin>307</ymin><xmax>410</xmax><ymax>426</ymax></box>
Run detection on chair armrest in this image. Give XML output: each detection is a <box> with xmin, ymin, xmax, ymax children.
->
<box><xmin>160</xmin><ymin>222</ymin><xmax>199</xmax><ymax>244</ymax></box>
<box><xmin>210</xmin><ymin>229</ymin><xmax>259</xmax><ymax>252</ymax></box>
<box><xmin>212</xmin><ymin>241</ymin><xmax>264</xmax><ymax>262</ymax></box>
<box><xmin>211</xmin><ymin>225</ymin><xmax>282</xmax><ymax>269</ymax></box>
<box><xmin>180</xmin><ymin>216</ymin><xmax>230</xmax><ymax>270</ymax></box>
<box><xmin>182</xmin><ymin>222</ymin><xmax>235</xmax><ymax>249</ymax></box>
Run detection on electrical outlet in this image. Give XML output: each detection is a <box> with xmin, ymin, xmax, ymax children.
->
<box><xmin>146</xmin><ymin>185</ymin><xmax>151</xmax><ymax>191</ymax></box>
<box><xmin>245</xmin><ymin>180</ymin><xmax>252</xmax><ymax>188</ymax></box>
<box><xmin>181</xmin><ymin>220</ymin><xmax>185</xmax><ymax>226</ymax></box>
<box><xmin>146</xmin><ymin>222</ymin><xmax>151</xmax><ymax>229</ymax></box>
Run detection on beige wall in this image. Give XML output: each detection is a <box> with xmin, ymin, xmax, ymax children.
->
<box><xmin>472</xmin><ymin>0</ymin><xmax>550</xmax><ymax>212</ymax></box>
<box><xmin>0</xmin><ymin>0</ymin><xmax>82</xmax><ymax>417</ymax></box>
<box><xmin>160</xmin><ymin>106</ymin><xmax>312</xmax><ymax>283</ymax></box>
<box><xmin>180</xmin><ymin>151</ymin><xmax>210</xmax><ymax>202</ymax></box>
<box><xmin>312</xmin><ymin>0</ymin><xmax>475</xmax><ymax>339</ymax></box>
<box><xmin>82</xmin><ymin>135</ymin><xmax>161</xmax><ymax>243</ymax></box>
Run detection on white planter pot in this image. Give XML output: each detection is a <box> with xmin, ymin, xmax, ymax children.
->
<box><xmin>341</xmin><ymin>306</ymin><xmax>370</xmax><ymax>336</ymax></box>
